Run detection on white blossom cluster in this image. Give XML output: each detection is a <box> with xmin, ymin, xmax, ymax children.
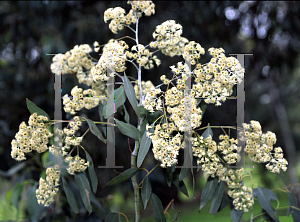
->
<box><xmin>150</xmin><ymin>20</ymin><xmax>189</xmax><ymax>57</ymax></box>
<box><xmin>134</xmin><ymin>80</ymin><xmax>155</xmax><ymax>100</ymax></box>
<box><xmin>65</xmin><ymin>155</ymin><xmax>89</xmax><ymax>175</ymax></box>
<box><xmin>142</xmin><ymin>87</ymin><xmax>163</xmax><ymax>112</ymax></box>
<box><xmin>240</xmin><ymin>120</ymin><xmax>288</xmax><ymax>173</ymax></box>
<box><xmin>36</xmin><ymin>165</ymin><xmax>60</xmax><ymax>207</ymax></box>
<box><xmin>50</xmin><ymin>44</ymin><xmax>93</xmax><ymax>75</ymax></box>
<box><xmin>104</xmin><ymin>1</ymin><xmax>155</xmax><ymax>34</ymax></box>
<box><xmin>62</xmin><ymin>86</ymin><xmax>102</xmax><ymax>115</ymax></box>
<box><xmin>11</xmin><ymin>113</ymin><xmax>52</xmax><ymax>161</ymax></box>
<box><xmin>146</xmin><ymin>123</ymin><xmax>182</xmax><ymax>167</ymax></box>
<box><xmin>183</xmin><ymin>41</ymin><xmax>205</xmax><ymax>65</ymax></box>
<box><xmin>49</xmin><ymin>116</ymin><xmax>83</xmax><ymax>157</ymax></box>
<box><xmin>91</xmin><ymin>40</ymin><xmax>128</xmax><ymax>82</ymax></box>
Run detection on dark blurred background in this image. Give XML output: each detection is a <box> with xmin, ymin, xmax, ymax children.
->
<box><xmin>1</xmin><ymin>1</ymin><xmax>300</xmax><ymax>221</ymax></box>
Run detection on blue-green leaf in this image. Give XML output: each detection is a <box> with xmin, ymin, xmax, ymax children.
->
<box><xmin>199</xmin><ymin>176</ymin><xmax>218</xmax><ymax>210</ymax></box>
<box><xmin>98</xmin><ymin>102</ymin><xmax>107</xmax><ymax>137</ymax></box>
<box><xmin>209</xmin><ymin>181</ymin><xmax>224</xmax><ymax>215</ymax></box>
<box><xmin>137</xmin><ymin>128</ymin><xmax>152</xmax><ymax>168</ymax></box>
<box><xmin>105</xmin><ymin>212</ymin><xmax>120</xmax><ymax>222</ymax></box>
<box><xmin>123</xmin><ymin>74</ymin><xmax>139</xmax><ymax>117</ymax></box>
<box><xmin>257</xmin><ymin>186</ymin><xmax>278</xmax><ymax>221</ymax></box>
<box><xmin>115</xmin><ymin>119</ymin><xmax>139</xmax><ymax>141</ymax></box>
<box><xmin>123</xmin><ymin>104</ymin><xmax>130</xmax><ymax>123</ymax></box>
<box><xmin>288</xmin><ymin>192</ymin><xmax>300</xmax><ymax>221</ymax></box>
<box><xmin>201</xmin><ymin>126</ymin><xmax>213</xmax><ymax>139</ymax></box>
<box><xmin>114</xmin><ymin>86</ymin><xmax>126</xmax><ymax>110</ymax></box>
<box><xmin>104</xmin><ymin>168</ymin><xmax>139</xmax><ymax>187</ymax></box>
<box><xmin>218</xmin><ymin>195</ymin><xmax>231</xmax><ymax>212</ymax></box>
<box><xmin>231</xmin><ymin>208</ymin><xmax>243</xmax><ymax>222</ymax></box>
<box><xmin>75</xmin><ymin>173</ymin><xmax>92</xmax><ymax>213</ymax></box>
<box><xmin>172</xmin><ymin>171</ymin><xmax>189</xmax><ymax>197</ymax></box>
<box><xmin>84</xmin><ymin>150</ymin><xmax>98</xmax><ymax>193</ymax></box>
<box><xmin>62</xmin><ymin>177</ymin><xmax>79</xmax><ymax>214</ymax></box>
<box><xmin>151</xmin><ymin>193</ymin><xmax>167</xmax><ymax>222</ymax></box>
<box><xmin>26</xmin><ymin>98</ymin><xmax>50</xmax><ymax>120</ymax></box>
<box><xmin>85</xmin><ymin>118</ymin><xmax>107</xmax><ymax>144</ymax></box>
<box><xmin>142</xmin><ymin>176</ymin><xmax>152</xmax><ymax>210</ymax></box>
<box><xmin>179</xmin><ymin>168</ymin><xmax>189</xmax><ymax>181</ymax></box>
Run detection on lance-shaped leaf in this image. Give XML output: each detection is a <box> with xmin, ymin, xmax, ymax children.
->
<box><xmin>123</xmin><ymin>74</ymin><xmax>139</xmax><ymax>117</ymax></box>
<box><xmin>26</xmin><ymin>98</ymin><xmax>50</xmax><ymax>120</ymax></box>
<box><xmin>231</xmin><ymin>208</ymin><xmax>243</xmax><ymax>222</ymax></box>
<box><xmin>62</xmin><ymin>177</ymin><xmax>79</xmax><ymax>214</ymax></box>
<box><xmin>172</xmin><ymin>171</ymin><xmax>189</xmax><ymax>197</ymax></box>
<box><xmin>85</xmin><ymin>118</ymin><xmax>106</xmax><ymax>144</ymax></box>
<box><xmin>115</xmin><ymin>119</ymin><xmax>139</xmax><ymax>141</ymax></box>
<box><xmin>105</xmin><ymin>212</ymin><xmax>120</xmax><ymax>222</ymax></box>
<box><xmin>166</xmin><ymin>165</ymin><xmax>176</xmax><ymax>187</ymax></box>
<box><xmin>257</xmin><ymin>186</ymin><xmax>278</xmax><ymax>221</ymax></box>
<box><xmin>139</xmin><ymin>105</ymin><xmax>148</xmax><ymax>116</ymax></box>
<box><xmin>98</xmin><ymin>102</ymin><xmax>107</xmax><ymax>137</ymax></box>
<box><xmin>287</xmin><ymin>192</ymin><xmax>300</xmax><ymax>221</ymax></box>
<box><xmin>84</xmin><ymin>150</ymin><xmax>98</xmax><ymax>193</ymax></box>
<box><xmin>114</xmin><ymin>86</ymin><xmax>126</xmax><ymax>110</ymax></box>
<box><xmin>123</xmin><ymin>104</ymin><xmax>130</xmax><ymax>123</ymax></box>
<box><xmin>139</xmin><ymin>118</ymin><xmax>148</xmax><ymax>139</ymax></box>
<box><xmin>142</xmin><ymin>176</ymin><xmax>152</xmax><ymax>210</ymax></box>
<box><xmin>75</xmin><ymin>173</ymin><xmax>92</xmax><ymax>213</ymax></box>
<box><xmin>137</xmin><ymin>128</ymin><xmax>153</xmax><ymax>168</ymax></box>
<box><xmin>104</xmin><ymin>168</ymin><xmax>139</xmax><ymax>187</ymax></box>
<box><xmin>218</xmin><ymin>194</ymin><xmax>231</xmax><ymax>212</ymax></box>
<box><xmin>209</xmin><ymin>181</ymin><xmax>225</xmax><ymax>215</ymax></box>
<box><xmin>199</xmin><ymin>176</ymin><xmax>218</xmax><ymax>210</ymax></box>
<box><xmin>151</xmin><ymin>193</ymin><xmax>167</xmax><ymax>222</ymax></box>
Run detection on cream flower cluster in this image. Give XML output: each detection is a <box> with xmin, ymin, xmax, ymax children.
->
<box><xmin>104</xmin><ymin>1</ymin><xmax>155</xmax><ymax>34</ymax></box>
<box><xmin>36</xmin><ymin>165</ymin><xmax>60</xmax><ymax>207</ymax></box>
<box><xmin>134</xmin><ymin>80</ymin><xmax>155</xmax><ymax>100</ymax></box>
<box><xmin>50</xmin><ymin>44</ymin><xmax>93</xmax><ymax>75</ymax></box>
<box><xmin>142</xmin><ymin>87</ymin><xmax>162</xmax><ymax>112</ymax></box>
<box><xmin>165</xmin><ymin>87</ymin><xmax>202</xmax><ymax>131</ymax></box>
<box><xmin>65</xmin><ymin>155</ymin><xmax>89</xmax><ymax>175</ymax></box>
<box><xmin>240</xmin><ymin>120</ymin><xmax>288</xmax><ymax>173</ymax></box>
<box><xmin>218</xmin><ymin>134</ymin><xmax>241</xmax><ymax>164</ymax></box>
<box><xmin>183</xmin><ymin>41</ymin><xmax>205</xmax><ymax>65</ymax></box>
<box><xmin>11</xmin><ymin>113</ymin><xmax>52</xmax><ymax>161</ymax></box>
<box><xmin>150</xmin><ymin>20</ymin><xmax>189</xmax><ymax>57</ymax></box>
<box><xmin>49</xmin><ymin>116</ymin><xmax>83</xmax><ymax>156</ymax></box>
<box><xmin>91</xmin><ymin>40</ymin><xmax>128</xmax><ymax>82</ymax></box>
<box><xmin>146</xmin><ymin>123</ymin><xmax>182</xmax><ymax>168</ymax></box>
<box><xmin>191</xmin><ymin>47</ymin><xmax>244</xmax><ymax>106</ymax></box>
<box><xmin>62</xmin><ymin>86</ymin><xmax>102</xmax><ymax>115</ymax></box>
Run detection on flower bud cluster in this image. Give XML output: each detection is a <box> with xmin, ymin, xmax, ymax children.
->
<box><xmin>104</xmin><ymin>1</ymin><xmax>155</xmax><ymax>34</ymax></box>
<box><xmin>49</xmin><ymin>116</ymin><xmax>82</xmax><ymax>156</ymax></box>
<box><xmin>229</xmin><ymin>184</ymin><xmax>254</xmax><ymax>212</ymax></box>
<box><xmin>240</xmin><ymin>120</ymin><xmax>288</xmax><ymax>173</ymax></box>
<box><xmin>150</xmin><ymin>20</ymin><xmax>189</xmax><ymax>57</ymax></box>
<box><xmin>218</xmin><ymin>134</ymin><xmax>241</xmax><ymax>164</ymax></box>
<box><xmin>65</xmin><ymin>155</ymin><xmax>89</xmax><ymax>175</ymax></box>
<box><xmin>36</xmin><ymin>165</ymin><xmax>60</xmax><ymax>207</ymax></box>
<box><xmin>146</xmin><ymin>122</ymin><xmax>182</xmax><ymax>167</ymax></box>
<box><xmin>92</xmin><ymin>40</ymin><xmax>128</xmax><ymax>82</ymax></box>
<box><xmin>50</xmin><ymin>44</ymin><xmax>93</xmax><ymax>75</ymax></box>
<box><xmin>192</xmin><ymin>47</ymin><xmax>244</xmax><ymax>106</ymax></box>
<box><xmin>134</xmin><ymin>80</ymin><xmax>155</xmax><ymax>100</ymax></box>
<box><xmin>183</xmin><ymin>41</ymin><xmax>205</xmax><ymax>65</ymax></box>
<box><xmin>11</xmin><ymin>113</ymin><xmax>52</xmax><ymax>161</ymax></box>
<box><xmin>62</xmin><ymin>86</ymin><xmax>101</xmax><ymax>115</ymax></box>
<box><xmin>127</xmin><ymin>44</ymin><xmax>160</xmax><ymax>69</ymax></box>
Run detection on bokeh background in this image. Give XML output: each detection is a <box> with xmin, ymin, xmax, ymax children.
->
<box><xmin>1</xmin><ymin>1</ymin><xmax>300</xmax><ymax>221</ymax></box>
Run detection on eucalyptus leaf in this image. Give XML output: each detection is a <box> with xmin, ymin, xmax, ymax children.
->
<box><xmin>114</xmin><ymin>86</ymin><xmax>126</xmax><ymax>110</ymax></box>
<box><xmin>84</xmin><ymin>150</ymin><xmax>98</xmax><ymax>193</ymax></box>
<box><xmin>209</xmin><ymin>181</ymin><xmax>224</xmax><ymax>215</ymax></box>
<box><xmin>137</xmin><ymin>128</ymin><xmax>153</xmax><ymax>168</ymax></box>
<box><xmin>123</xmin><ymin>104</ymin><xmax>130</xmax><ymax>123</ymax></box>
<box><xmin>288</xmin><ymin>192</ymin><xmax>300</xmax><ymax>221</ymax></box>
<box><xmin>124</xmin><ymin>74</ymin><xmax>139</xmax><ymax>117</ymax></box>
<box><xmin>104</xmin><ymin>168</ymin><xmax>139</xmax><ymax>187</ymax></box>
<box><xmin>231</xmin><ymin>208</ymin><xmax>243</xmax><ymax>222</ymax></box>
<box><xmin>26</xmin><ymin>98</ymin><xmax>50</xmax><ymax>120</ymax></box>
<box><xmin>115</xmin><ymin>119</ymin><xmax>139</xmax><ymax>141</ymax></box>
<box><xmin>62</xmin><ymin>177</ymin><xmax>79</xmax><ymax>214</ymax></box>
<box><xmin>172</xmin><ymin>171</ymin><xmax>189</xmax><ymax>197</ymax></box>
<box><xmin>75</xmin><ymin>173</ymin><xmax>92</xmax><ymax>213</ymax></box>
<box><xmin>151</xmin><ymin>193</ymin><xmax>167</xmax><ymax>222</ymax></box>
<box><xmin>199</xmin><ymin>176</ymin><xmax>218</xmax><ymax>210</ymax></box>
<box><xmin>257</xmin><ymin>186</ymin><xmax>278</xmax><ymax>221</ymax></box>
<box><xmin>201</xmin><ymin>126</ymin><xmax>213</xmax><ymax>139</ymax></box>
<box><xmin>85</xmin><ymin>118</ymin><xmax>107</xmax><ymax>144</ymax></box>
<box><xmin>142</xmin><ymin>176</ymin><xmax>152</xmax><ymax>210</ymax></box>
